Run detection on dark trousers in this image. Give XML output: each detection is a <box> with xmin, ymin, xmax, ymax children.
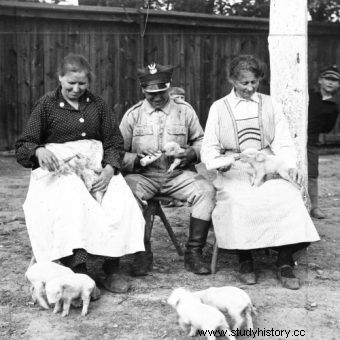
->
<box><xmin>238</xmin><ymin>242</ymin><xmax>310</xmax><ymax>267</ymax></box>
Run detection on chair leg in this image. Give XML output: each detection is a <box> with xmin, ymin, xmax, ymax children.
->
<box><xmin>211</xmin><ymin>239</ymin><xmax>219</xmax><ymax>274</ymax></box>
<box><xmin>144</xmin><ymin>202</ymin><xmax>157</xmax><ymax>246</ymax></box>
<box><xmin>156</xmin><ymin>203</ymin><xmax>184</xmax><ymax>256</ymax></box>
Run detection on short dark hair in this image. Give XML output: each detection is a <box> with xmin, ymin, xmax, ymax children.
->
<box><xmin>169</xmin><ymin>87</ymin><xmax>185</xmax><ymax>96</ymax></box>
<box><xmin>229</xmin><ymin>55</ymin><xmax>264</xmax><ymax>81</ymax></box>
<box><xmin>57</xmin><ymin>53</ymin><xmax>94</xmax><ymax>82</ymax></box>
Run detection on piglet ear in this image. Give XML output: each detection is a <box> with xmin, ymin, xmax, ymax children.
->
<box><xmin>255</xmin><ymin>152</ymin><xmax>266</xmax><ymax>162</ymax></box>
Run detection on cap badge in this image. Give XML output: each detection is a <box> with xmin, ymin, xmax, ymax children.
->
<box><xmin>148</xmin><ymin>63</ymin><xmax>157</xmax><ymax>74</ymax></box>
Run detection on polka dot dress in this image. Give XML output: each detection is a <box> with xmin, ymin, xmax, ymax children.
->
<box><xmin>15</xmin><ymin>86</ymin><xmax>124</xmax><ymax>171</ymax></box>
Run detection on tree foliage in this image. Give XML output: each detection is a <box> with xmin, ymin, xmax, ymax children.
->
<box><xmin>18</xmin><ymin>0</ymin><xmax>340</xmax><ymax>22</ymax></box>
<box><xmin>308</xmin><ymin>0</ymin><xmax>340</xmax><ymax>22</ymax></box>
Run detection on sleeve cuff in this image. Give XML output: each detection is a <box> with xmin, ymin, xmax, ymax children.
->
<box><xmin>122</xmin><ymin>152</ymin><xmax>139</xmax><ymax>173</ymax></box>
<box><xmin>191</xmin><ymin>146</ymin><xmax>201</xmax><ymax>163</ymax></box>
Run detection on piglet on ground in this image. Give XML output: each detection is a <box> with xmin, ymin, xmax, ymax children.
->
<box><xmin>25</xmin><ymin>261</ymin><xmax>74</xmax><ymax>310</ymax></box>
<box><xmin>194</xmin><ymin>286</ymin><xmax>256</xmax><ymax>331</ymax></box>
<box><xmin>168</xmin><ymin>287</ymin><xmax>235</xmax><ymax>340</ymax></box>
<box><xmin>45</xmin><ymin>273</ymin><xmax>95</xmax><ymax>317</ymax></box>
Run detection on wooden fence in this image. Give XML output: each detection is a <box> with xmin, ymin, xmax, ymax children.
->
<box><xmin>1</xmin><ymin>1</ymin><xmax>340</xmax><ymax>149</ymax></box>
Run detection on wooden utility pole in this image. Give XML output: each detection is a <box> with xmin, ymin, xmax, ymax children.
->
<box><xmin>268</xmin><ymin>0</ymin><xmax>309</xmax><ymax>204</ymax></box>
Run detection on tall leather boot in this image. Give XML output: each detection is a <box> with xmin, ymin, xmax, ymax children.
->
<box><xmin>308</xmin><ymin>178</ymin><xmax>325</xmax><ymax>219</ymax></box>
<box><xmin>184</xmin><ymin>216</ymin><xmax>211</xmax><ymax>275</ymax></box>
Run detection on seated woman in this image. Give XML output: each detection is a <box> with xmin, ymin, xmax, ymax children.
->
<box><xmin>15</xmin><ymin>53</ymin><xmax>145</xmax><ymax>294</ymax></box>
<box><xmin>201</xmin><ymin>55</ymin><xmax>320</xmax><ymax>290</ymax></box>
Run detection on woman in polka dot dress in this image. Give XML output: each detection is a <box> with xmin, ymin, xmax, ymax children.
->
<box><xmin>15</xmin><ymin>54</ymin><xmax>145</xmax><ymax>294</ymax></box>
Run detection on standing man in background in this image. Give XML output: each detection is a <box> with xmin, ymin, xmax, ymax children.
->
<box><xmin>308</xmin><ymin>65</ymin><xmax>340</xmax><ymax>219</ymax></box>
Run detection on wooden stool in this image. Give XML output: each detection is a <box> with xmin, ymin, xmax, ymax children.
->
<box><xmin>144</xmin><ymin>195</ymin><xmax>184</xmax><ymax>256</ymax></box>
<box><xmin>211</xmin><ymin>238</ymin><xmax>219</xmax><ymax>274</ymax></box>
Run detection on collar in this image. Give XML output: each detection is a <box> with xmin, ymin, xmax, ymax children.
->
<box><xmin>55</xmin><ymin>86</ymin><xmax>94</xmax><ymax>108</ymax></box>
<box><xmin>143</xmin><ymin>98</ymin><xmax>171</xmax><ymax>115</ymax></box>
<box><xmin>227</xmin><ymin>89</ymin><xmax>259</xmax><ymax>107</ymax></box>
<box><xmin>311</xmin><ymin>88</ymin><xmax>337</xmax><ymax>103</ymax></box>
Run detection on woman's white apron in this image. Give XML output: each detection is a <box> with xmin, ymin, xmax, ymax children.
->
<box><xmin>212</xmin><ymin>162</ymin><xmax>320</xmax><ymax>249</ymax></box>
<box><xmin>23</xmin><ymin>139</ymin><xmax>145</xmax><ymax>262</ymax></box>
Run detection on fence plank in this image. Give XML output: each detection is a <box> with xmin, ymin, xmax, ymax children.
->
<box><xmin>0</xmin><ymin>2</ymin><xmax>340</xmax><ymax>149</ymax></box>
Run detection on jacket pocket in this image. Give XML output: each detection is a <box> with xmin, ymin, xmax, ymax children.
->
<box><xmin>166</xmin><ymin>125</ymin><xmax>187</xmax><ymax>145</ymax></box>
<box><xmin>133</xmin><ymin>125</ymin><xmax>153</xmax><ymax>136</ymax></box>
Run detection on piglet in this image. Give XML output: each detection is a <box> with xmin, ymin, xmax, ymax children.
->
<box><xmin>163</xmin><ymin>141</ymin><xmax>185</xmax><ymax>173</ymax></box>
<box><xmin>168</xmin><ymin>287</ymin><xmax>235</xmax><ymax>340</ymax></box>
<box><xmin>239</xmin><ymin>148</ymin><xmax>293</xmax><ymax>186</ymax></box>
<box><xmin>193</xmin><ymin>286</ymin><xmax>256</xmax><ymax>331</ymax></box>
<box><xmin>45</xmin><ymin>273</ymin><xmax>95</xmax><ymax>317</ymax></box>
<box><xmin>25</xmin><ymin>261</ymin><xmax>74</xmax><ymax>310</ymax></box>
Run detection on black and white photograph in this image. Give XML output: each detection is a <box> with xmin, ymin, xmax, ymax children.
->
<box><xmin>0</xmin><ymin>0</ymin><xmax>339</xmax><ymax>339</ymax></box>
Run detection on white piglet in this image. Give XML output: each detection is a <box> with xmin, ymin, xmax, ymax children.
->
<box><xmin>45</xmin><ymin>273</ymin><xmax>95</xmax><ymax>317</ymax></box>
<box><xmin>25</xmin><ymin>261</ymin><xmax>74</xmax><ymax>310</ymax></box>
<box><xmin>167</xmin><ymin>288</ymin><xmax>235</xmax><ymax>340</ymax></box>
<box><xmin>194</xmin><ymin>286</ymin><xmax>256</xmax><ymax>331</ymax></box>
<box><xmin>239</xmin><ymin>148</ymin><xmax>293</xmax><ymax>187</ymax></box>
<box><xmin>163</xmin><ymin>141</ymin><xmax>185</xmax><ymax>173</ymax></box>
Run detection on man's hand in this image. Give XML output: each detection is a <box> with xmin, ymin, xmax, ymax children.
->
<box><xmin>174</xmin><ymin>146</ymin><xmax>197</xmax><ymax>168</ymax></box>
<box><xmin>135</xmin><ymin>148</ymin><xmax>162</xmax><ymax>167</ymax></box>
<box><xmin>92</xmin><ymin>165</ymin><xmax>114</xmax><ymax>192</ymax></box>
<box><xmin>136</xmin><ymin>148</ymin><xmax>161</xmax><ymax>158</ymax></box>
<box><xmin>288</xmin><ymin>168</ymin><xmax>303</xmax><ymax>186</ymax></box>
<box><xmin>35</xmin><ymin>147</ymin><xmax>60</xmax><ymax>172</ymax></box>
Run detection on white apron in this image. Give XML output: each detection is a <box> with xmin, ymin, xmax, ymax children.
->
<box><xmin>212</xmin><ymin>162</ymin><xmax>320</xmax><ymax>249</ymax></box>
<box><xmin>23</xmin><ymin>139</ymin><xmax>145</xmax><ymax>262</ymax></box>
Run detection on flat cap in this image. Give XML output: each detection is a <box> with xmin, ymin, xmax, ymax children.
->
<box><xmin>320</xmin><ymin>65</ymin><xmax>340</xmax><ymax>81</ymax></box>
<box><xmin>137</xmin><ymin>63</ymin><xmax>174</xmax><ymax>93</ymax></box>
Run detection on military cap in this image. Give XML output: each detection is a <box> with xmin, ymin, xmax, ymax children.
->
<box><xmin>319</xmin><ymin>65</ymin><xmax>340</xmax><ymax>81</ymax></box>
<box><xmin>137</xmin><ymin>63</ymin><xmax>174</xmax><ymax>93</ymax></box>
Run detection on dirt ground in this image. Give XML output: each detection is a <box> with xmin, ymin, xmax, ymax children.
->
<box><xmin>0</xmin><ymin>151</ymin><xmax>339</xmax><ymax>340</ymax></box>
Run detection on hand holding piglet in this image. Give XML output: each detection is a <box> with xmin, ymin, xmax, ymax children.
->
<box><xmin>164</xmin><ymin>142</ymin><xmax>196</xmax><ymax>172</ymax></box>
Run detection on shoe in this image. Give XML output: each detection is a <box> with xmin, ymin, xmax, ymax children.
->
<box><xmin>310</xmin><ymin>208</ymin><xmax>326</xmax><ymax>219</ymax></box>
<box><xmin>277</xmin><ymin>265</ymin><xmax>300</xmax><ymax>290</ymax></box>
<box><xmin>130</xmin><ymin>251</ymin><xmax>153</xmax><ymax>276</ymax></box>
<box><xmin>184</xmin><ymin>217</ymin><xmax>212</xmax><ymax>275</ymax></box>
<box><xmin>90</xmin><ymin>285</ymin><xmax>101</xmax><ymax>301</ymax></box>
<box><xmin>100</xmin><ymin>273</ymin><xmax>131</xmax><ymax>293</ymax></box>
<box><xmin>239</xmin><ymin>260</ymin><xmax>257</xmax><ymax>285</ymax></box>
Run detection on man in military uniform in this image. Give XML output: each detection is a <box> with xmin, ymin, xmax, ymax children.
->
<box><xmin>120</xmin><ymin>63</ymin><xmax>215</xmax><ymax>276</ymax></box>
<box><xmin>308</xmin><ymin>65</ymin><xmax>340</xmax><ymax>219</ymax></box>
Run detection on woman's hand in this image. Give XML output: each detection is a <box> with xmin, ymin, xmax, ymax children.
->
<box><xmin>92</xmin><ymin>165</ymin><xmax>114</xmax><ymax>192</ymax></box>
<box><xmin>288</xmin><ymin>168</ymin><xmax>303</xmax><ymax>186</ymax></box>
<box><xmin>35</xmin><ymin>147</ymin><xmax>60</xmax><ymax>172</ymax></box>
